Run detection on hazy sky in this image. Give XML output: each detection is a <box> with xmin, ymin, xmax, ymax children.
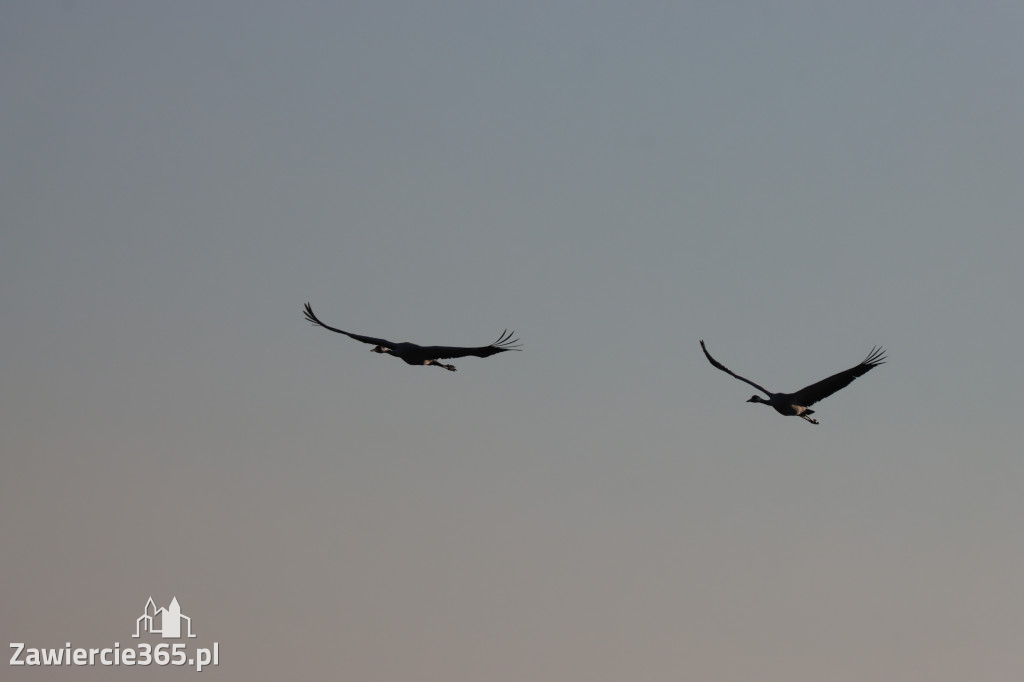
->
<box><xmin>2</xmin><ymin>2</ymin><xmax>1023</xmax><ymax>680</ymax></box>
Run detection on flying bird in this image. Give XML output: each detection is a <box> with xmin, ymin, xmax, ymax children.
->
<box><xmin>303</xmin><ymin>302</ymin><xmax>521</xmax><ymax>371</ymax></box>
<box><xmin>700</xmin><ymin>340</ymin><xmax>885</xmax><ymax>424</ymax></box>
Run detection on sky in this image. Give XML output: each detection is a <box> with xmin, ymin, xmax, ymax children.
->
<box><xmin>2</xmin><ymin>2</ymin><xmax>1023</xmax><ymax>680</ymax></box>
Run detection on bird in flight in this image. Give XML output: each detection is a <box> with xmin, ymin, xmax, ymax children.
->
<box><xmin>700</xmin><ymin>340</ymin><xmax>886</xmax><ymax>424</ymax></box>
<box><xmin>303</xmin><ymin>302</ymin><xmax>521</xmax><ymax>371</ymax></box>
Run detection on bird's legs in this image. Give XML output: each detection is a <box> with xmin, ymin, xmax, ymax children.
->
<box><xmin>800</xmin><ymin>414</ymin><xmax>819</xmax><ymax>425</ymax></box>
<box><xmin>426</xmin><ymin>360</ymin><xmax>457</xmax><ymax>371</ymax></box>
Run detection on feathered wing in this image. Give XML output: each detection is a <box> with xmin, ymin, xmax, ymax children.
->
<box><xmin>303</xmin><ymin>303</ymin><xmax>394</xmax><ymax>347</ymax></box>
<box><xmin>700</xmin><ymin>340</ymin><xmax>771</xmax><ymax>397</ymax></box>
<box><xmin>421</xmin><ymin>329</ymin><xmax>523</xmax><ymax>360</ymax></box>
<box><xmin>789</xmin><ymin>347</ymin><xmax>886</xmax><ymax>406</ymax></box>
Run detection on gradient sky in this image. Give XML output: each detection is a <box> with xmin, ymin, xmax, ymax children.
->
<box><xmin>2</xmin><ymin>2</ymin><xmax>1023</xmax><ymax>681</ymax></box>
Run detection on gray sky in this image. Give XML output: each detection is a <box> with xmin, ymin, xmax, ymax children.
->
<box><xmin>2</xmin><ymin>2</ymin><xmax>1022</xmax><ymax>680</ymax></box>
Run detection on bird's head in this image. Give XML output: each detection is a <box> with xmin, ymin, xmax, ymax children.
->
<box><xmin>747</xmin><ymin>395</ymin><xmax>765</xmax><ymax>404</ymax></box>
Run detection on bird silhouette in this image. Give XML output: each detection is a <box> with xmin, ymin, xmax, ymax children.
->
<box><xmin>303</xmin><ymin>302</ymin><xmax>521</xmax><ymax>372</ymax></box>
<box><xmin>700</xmin><ymin>340</ymin><xmax>885</xmax><ymax>424</ymax></box>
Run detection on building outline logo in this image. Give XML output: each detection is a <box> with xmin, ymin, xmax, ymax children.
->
<box><xmin>132</xmin><ymin>597</ymin><xmax>196</xmax><ymax>639</ymax></box>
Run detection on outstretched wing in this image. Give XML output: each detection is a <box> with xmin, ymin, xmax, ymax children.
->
<box><xmin>420</xmin><ymin>329</ymin><xmax>522</xmax><ymax>360</ymax></box>
<box><xmin>303</xmin><ymin>302</ymin><xmax>394</xmax><ymax>347</ymax></box>
<box><xmin>790</xmin><ymin>347</ymin><xmax>886</xmax><ymax>406</ymax></box>
<box><xmin>700</xmin><ymin>340</ymin><xmax>772</xmax><ymax>397</ymax></box>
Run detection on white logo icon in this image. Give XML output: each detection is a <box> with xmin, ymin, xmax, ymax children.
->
<box><xmin>133</xmin><ymin>597</ymin><xmax>196</xmax><ymax>639</ymax></box>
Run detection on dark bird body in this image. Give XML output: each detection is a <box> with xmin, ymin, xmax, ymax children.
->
<box><xmin>700</xmin><ymin>340</ymin><xmax>885</xmax><ymax>424</ymax></box>
<box><xmin>303</xmin><ymin>303</ymin><xmax>521</xmax><ymax>371</ymax></box>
